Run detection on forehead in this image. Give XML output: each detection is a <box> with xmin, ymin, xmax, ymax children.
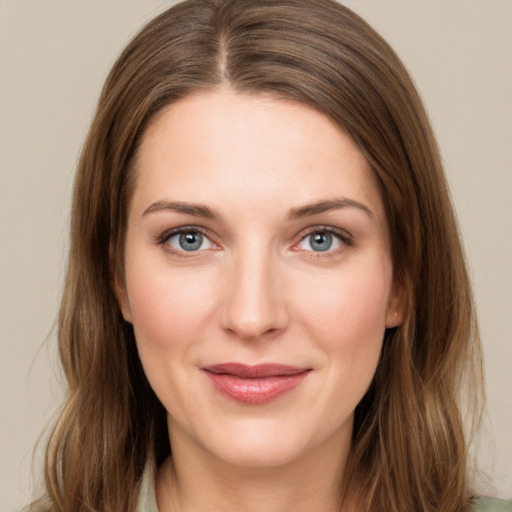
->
<box><xmin>131</xmin><ymin>89</ymin><xmax>385</xmax><ymax>226</ymax></box>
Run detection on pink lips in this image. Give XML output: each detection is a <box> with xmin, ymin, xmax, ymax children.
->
<box><xmin>202</xmin><ymin>363</ymin><xmax>311</xmax><ymax>405</ymax></box>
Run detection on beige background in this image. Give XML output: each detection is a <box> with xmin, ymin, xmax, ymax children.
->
<box><xmin>1</xmin><ymin>1</ymin><xmax>511</xmax><ymax>509</ymax></box>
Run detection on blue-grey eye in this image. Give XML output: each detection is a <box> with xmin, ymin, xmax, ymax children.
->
<box><xmin>167</xmin><ymin>230</ymin><xmax>213</xmax><ymax>252</ymax></box>
<box><xmin>299</xmin><ymin>231</ymin><xmax>342</xmax><ymax>252</ymax></box>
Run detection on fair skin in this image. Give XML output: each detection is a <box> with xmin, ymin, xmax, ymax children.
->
<box><xmin>117</xmin><ymin>89</ymin><xmax>403</xmax><ymax>512</ymax></box>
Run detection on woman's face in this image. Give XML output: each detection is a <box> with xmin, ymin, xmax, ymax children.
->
<box><xmin>117</xmin><ymin>90</ymin><xmax>402</xmax><ymax>469</ymax></box>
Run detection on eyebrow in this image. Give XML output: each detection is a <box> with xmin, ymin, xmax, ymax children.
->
<box><xmin>142</xmin><ymin>197</ymin><xmax>373</xmax><ymax>221</ymax></box>
<box><xmin>142</xmin><ymin>200</ymin><xmax>221</xmax><ymax>219</ymax></box>
<box><xmin>286</xmin><ymin>198</ymin><xmax>374</xmax><ymax>220</ymax></box>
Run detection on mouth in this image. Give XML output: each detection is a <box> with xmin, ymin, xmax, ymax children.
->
<box><xmin>202</xmin><ymin>363</ymin><xmax>312</xmax><ymax>405</ymax></box>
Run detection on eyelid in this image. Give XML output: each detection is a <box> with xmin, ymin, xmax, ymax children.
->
<box><xmin>292</xmin><ymin>225</ymin><xmax>353</xmax><ymax>253</ymax></box>
<box><xmin>157</xmin><ymin>225</ymin><xmax>219</xmax><ymax>256</ymax></box>
<box><xmin>155</xmin><ymin>224</ymin><xmax>352</xmax><ymax>258</ymax></box>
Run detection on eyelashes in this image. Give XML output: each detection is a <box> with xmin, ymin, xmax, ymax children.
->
<box><xmin>296</xmin><ymin>227</ymin><xmax>353</xmax><ymax>254</ymax></box>
<box><xmin>157</xmin><ymin>227</ymin><xmax>218</xmax><ymax>259</ymax></box>
<box><xmin>157</xmin><ymin>225</ymin><xmax>353</xmax><ymax>259</ymax></box>
<box><xmin>163</xmin><ymin>229</ymin><xmax>214</xmax><ymax>252</ymax></box>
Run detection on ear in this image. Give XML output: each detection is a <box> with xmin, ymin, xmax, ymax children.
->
<box><xmin>385</xmin><ymin>276</ymin><xmax>406</xmax><ymax>328</ymax></box>
<box><xmin>109</xmin><ymin>240</ymin><xmax>133</xmax><ymax>324</ymax></box>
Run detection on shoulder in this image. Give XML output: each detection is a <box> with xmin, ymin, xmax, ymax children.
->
<box><xmin>470</xmin><ymin>497</ymin><xmax>512</xmax><ymax>512</ymax></box>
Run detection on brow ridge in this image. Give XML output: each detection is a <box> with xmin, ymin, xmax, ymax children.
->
<box><xmin>286</xmin><ymin>198</ymin><xmax>373</xmax><ymax>220</ymax></box>
<box><xmin>142</xmin><ymin>198</ymin><xmax>372</xmax><ymax>221</ymax></box>
<box><xmin>142</xmin><ymin>200</ymin><xmax>221</xmax><ymax>219</ymax></box>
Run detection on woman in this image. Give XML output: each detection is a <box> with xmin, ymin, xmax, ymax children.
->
<box><xmin>28</xmin><ymin>0</ymin><xmax>510</xmax><ymax>511</ymax></box>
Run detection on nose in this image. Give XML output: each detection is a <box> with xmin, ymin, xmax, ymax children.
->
<box><xmin>220</xmin><ymin>250</ymin><xmax>289</xmax><ymax>342</ymax></box>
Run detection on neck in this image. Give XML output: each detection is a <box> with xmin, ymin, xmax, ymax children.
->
<box><xmin>156</xmin><ymin>424</ymin><xmax>351</xmax><ymax>512</ymax></box>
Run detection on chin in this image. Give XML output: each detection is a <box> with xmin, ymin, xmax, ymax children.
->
<box><xmin>198</xmin><ymin>417</ymin><xmax>332</xmax><ymax>469</ymax></box>
<box><xmin>215</xmin><ymin>441</ymin><xmax>305</xmax><ymax>469</ymax></box>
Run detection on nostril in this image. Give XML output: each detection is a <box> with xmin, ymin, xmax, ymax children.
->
<box><xmin>224</xmin><ymin>322</ymin><xmax>282</xmax><ymax>342</ymax></box>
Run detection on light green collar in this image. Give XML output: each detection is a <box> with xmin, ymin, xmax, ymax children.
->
<box><xmin>136</xmin><ymin>461</ymin><xmax>159</xmax><ymax>512</ymax></box>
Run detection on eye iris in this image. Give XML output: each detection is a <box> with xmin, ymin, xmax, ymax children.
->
<box><xmin>179</xmin><ymin>231</ymin><xmax>203</xmax><ymax>251</ymax></box>
<box><xmin>310</xmin><ymin>232</ymin><xmax>332</xmax><ymax>251</ymax></box>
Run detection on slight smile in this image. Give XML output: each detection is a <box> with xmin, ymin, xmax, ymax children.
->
<box><xmin>202</xmin><ymin>363</ymin><xmax>312</xmax><ymax>405</ymax></box>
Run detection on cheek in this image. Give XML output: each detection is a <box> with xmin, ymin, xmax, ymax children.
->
<box><xmin>298</xmin><ymin>265</ymin><xmax>391</xmax><ymax>341</ymax></box>
<box><xmin>123</xmin><ymin>260</ymin><xmax>220</xmax><ymax>418</ymax></box>
<box><xmin>295</xmin><ymin>262</ymin><xmax>391</xmax><ymax>386</ymax></box>
<box><xmin>124</xmin><ymin>257</ymin><xmax>217</xmax><ymax>359</ymax></box>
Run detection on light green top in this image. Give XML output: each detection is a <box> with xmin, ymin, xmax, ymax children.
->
<box><xmin>135</xmin><ymin>464</ymin><xmax>511</xmax><ymax>512</ymax></box>
<box><xmin>137</xmin><ymin>463</ymin><xmax>159</xmax><ymax>512</ymax></box>
<box><xmin>472</xmin><ymin>497</ymin><xmax>512</xmax><ymax>512</ymax></box>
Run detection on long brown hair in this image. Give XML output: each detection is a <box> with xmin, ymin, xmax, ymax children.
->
<box><xmin>30</xmin><ymin>1</ymin><xmax>482</xmax><ymax>510</ymax></box>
